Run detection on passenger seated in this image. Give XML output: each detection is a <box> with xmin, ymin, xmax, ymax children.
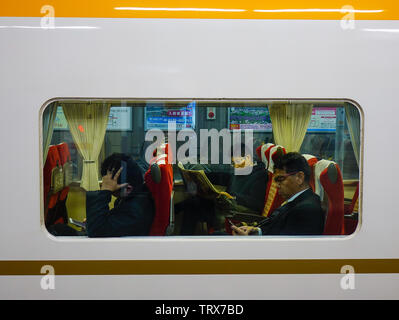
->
<box><xmin>232</xmin><ymin>152</ymin><xmax>325</xmax><ymax>236</ymax></box>
<box><xmin>220</xmin><ymin>144</ymin><xmax>268</xmax><ymax>214</ymax></box>
<box><xmin>85</xmin><ymin>153</ymin><xmax>155</xmax><ymax>237</ymax></box>
<box><xmin>180</xmin><ymin>143</ymin><xmax>268</xmax><ymax>234</ymax></box>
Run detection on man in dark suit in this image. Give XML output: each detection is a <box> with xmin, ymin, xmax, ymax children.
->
<box><xmin>232</xmin><ymin>152</ymin><xmax>325</xmax><ymax>236</ymax></box>
<box><xmin>86</xmin><ymin>153</ymin><xmax>155</xmax><ymax>237</ymax></box>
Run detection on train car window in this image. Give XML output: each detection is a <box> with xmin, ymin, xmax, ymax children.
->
<box><xmin>42</xmin><ymin>100</ymin><xmax>361</xmax><ymax>237</ymax></box>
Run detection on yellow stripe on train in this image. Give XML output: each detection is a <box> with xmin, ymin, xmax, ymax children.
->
<box><xmin>1</xmin><ymin>0</ymin><xmax>398</xmax><ymax>20</ymax></box>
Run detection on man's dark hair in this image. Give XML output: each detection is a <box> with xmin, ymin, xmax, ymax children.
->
<box><xmin>274</xmin><ymin>152</ymin><xmax>311</xmax><ymax>183</ymax></box>
<box><xmin>100</xmin><ymin>153</ymin><xmax>144</xmax><ymax>191</ymax></box>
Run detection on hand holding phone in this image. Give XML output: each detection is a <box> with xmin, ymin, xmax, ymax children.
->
<box><xmin>231</xmin><ymin>223</ymin><xmax>259</xmax><ymax>236</ymax></box>
<box><xmin>101</xmin><ymin>163</ymin><xmax>128</xmax><ymax>193</ymax></box>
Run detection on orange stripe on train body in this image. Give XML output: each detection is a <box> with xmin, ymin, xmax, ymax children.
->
<box><xmin>1</xmin><ymin>259</ymin><xmax>399</xmax><ymax>275</ymax></box>
<box><xmin>0</xmin><ymin>0</ymin><xmax>398</xmax><ymax>20</ymax></box>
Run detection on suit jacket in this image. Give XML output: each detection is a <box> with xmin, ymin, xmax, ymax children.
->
<box><xmin>86</xmin><ymin>188</ymin><xmax>155</xmax><ymax>237</ymax></box>
<box><xmin>260</xmin><ymin>189</ymin><xmax>325</xmax><ymax>235</ymax></box>
<box><xmin>226</xmin><ymin>162</ymin><xmax>268</xmax><ymax>213</ymax></box>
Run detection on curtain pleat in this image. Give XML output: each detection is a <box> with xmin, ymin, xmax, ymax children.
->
<box><xmin>61</xmin><ymin>102</ymin><xmax>111</xmax><ymax>191</ymax></box>
<box><xmin>269</xmin><ymin>104</ymin><xmax>313</xmax><ymax>152</ymax></box>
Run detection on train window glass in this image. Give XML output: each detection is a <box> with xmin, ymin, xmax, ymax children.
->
<box><xmin>42</xmin><ymin>100</ymin><xmax>361</xmax><ymax>237</ymax></box>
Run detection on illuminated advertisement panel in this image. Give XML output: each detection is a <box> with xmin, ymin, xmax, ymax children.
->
<box><xmin>145</xmin><ymin>101</ymin><xmax>196</xmax><ymax>130</ymax></box>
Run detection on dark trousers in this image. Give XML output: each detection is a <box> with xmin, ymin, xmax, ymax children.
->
<box><xmin>180</xmin><ymin>197</ymin><xmax>215</xmax><ymax>235</ymax></box>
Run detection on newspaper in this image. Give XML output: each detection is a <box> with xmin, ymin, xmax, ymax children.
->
<box><xmin>178</xmin><ymin>162</ymin><xmax>226</xmax><ymax>199</ymax></box>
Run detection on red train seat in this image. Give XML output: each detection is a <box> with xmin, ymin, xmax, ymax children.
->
<box><xmin>262</xmin><ymin>145</ymin><xmax>286</xmax><ymax>217</ymax></box>
<box><xmin>43</xmin><ymin>145</ymin><xmax>64</xmax><ymax>226</ymax></box>
<box><xmin>258</xmin><ymin>143</ymin><xmax>275</xmax><ymax>168</ymax></box>
<box><xmin>56</xmin><ymin>142</ymin><xmax>72</xmax><ymax>201</ymax></box>
<box><xmin>51</xmin><ymin>142</ymin><xmax>73</xmax><ymax>225</ymax></box>
<box><xmin>344</xmin><ymin>182</ymin><xmax>359</xmax><ymax>234</ymax></box>
<box><xmin>144</xmin><ymin>143</ymin><xmax>174</xmax><ymax>236</ymax></box>
<box><xmin>302</xmin><ymin>154</ymin><xmax>318</xmax><ymax>192</ymax></box>
<box><xmin>314</xmin><ymin>160</ymin><xmax>345</xmax><ymax>235</ymax></box>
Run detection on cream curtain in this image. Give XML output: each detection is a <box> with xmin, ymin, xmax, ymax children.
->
<box><xmin>43</xmin><ymin>102</ymin><xmax>58</xmax><ymax>162</ymax></box>
<box><xmin>61</xmin><ymin>102</ymin><xmax>111</xmax><ymax>191</ymax></box>
<box><xmin>344</xmin><ymin>103</ymin><xmax>360</xmax><ymax>165</ymax></box>
<box><xmin>269</xmin><ymin>104</ymin><xmax>313</xmax><ymax>152</ymax></box>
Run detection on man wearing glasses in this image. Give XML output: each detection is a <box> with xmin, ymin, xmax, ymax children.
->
<box><xmin>232</xmin><ymin>152</ymin><xmax>324</xmax><ymax>236</ymax></box>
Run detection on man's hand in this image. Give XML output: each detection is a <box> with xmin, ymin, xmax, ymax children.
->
<box><xmin>100</xmin><ymin>167</ymin><xmax>128</xmax><ymax>192</ymax></box>
<box><xmin>231</xmin><ymin>225</ymin><xmax>260</xmax><ymax>236</ymax></box>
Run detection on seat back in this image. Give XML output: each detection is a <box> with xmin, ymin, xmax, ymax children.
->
<box><xmin>43</xmin><ymin>145</ymin><xmax>63</xmax><ymax>226</ymax></box>
<box><xmin>150</xmin><ymin>142</ymin><xmax>172</xmax><ymax>165</ymax></box>
<box><xmin>258</xmin><ymin>143</ymin><xmax>275</xmax><ymax>168</ymax></box>
<box><xmin>302</xmin><ymin>154</ymin><xmax>318</xmax><ymax>192</ymax></box>
<box><xmin>56</xmin><ymin>142</ymin><xmax>72</xmax><ymax>201</ymax></box>
<box><xmin>314</xmin><ymin>159</ymin><xmax>345</xmax><ymax>235</ymax></box>
<box><xmin>51</xmin><ymin>142</ymin><xmax>74</xmax><ymax>226</ymax></box>
<box><xmin>262</xmin><ymin>145</ymin><xmax>286</xmax><ymax>217</ymax></box>
<box><xmin>255</xmin><ymin>144</ymin><xmax>263</xmax><ymax>162</ymax></box>
<box><xmin>344</xmin><ymin>182</ymin><xmax>359</xmax><ymax>234</ymax></box>
<box><xmin>144</xmin><ymin>143</ymin><xmax>174</xmax><ymax>236</ymax></box>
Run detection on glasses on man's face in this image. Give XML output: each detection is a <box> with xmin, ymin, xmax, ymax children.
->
<box><xmin>274</xmin><ymin>171</ymin><xmax>299</xmax><ymax>183</ymax></box>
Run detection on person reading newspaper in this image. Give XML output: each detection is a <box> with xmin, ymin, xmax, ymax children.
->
<box><xmin>179</xmin><ymin>144</ymin><xmax>268</xmax><ymax>234</ymax></box>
